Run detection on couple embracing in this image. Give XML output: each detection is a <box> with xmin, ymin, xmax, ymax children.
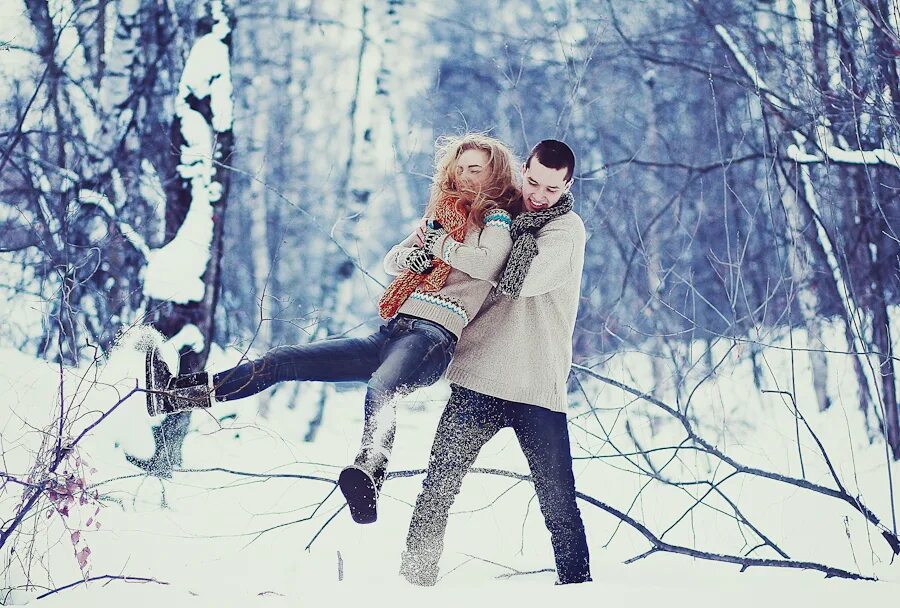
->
<box><xmin>144</xmin><ymin>135</ymin><xmax>591</xmax><ymax>586</ymax></box>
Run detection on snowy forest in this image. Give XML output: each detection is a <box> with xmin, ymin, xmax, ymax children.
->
<box><xmin>2</xmin><ymin>0</ymin><xmax>900</xmax><ymax>604</ymax></box>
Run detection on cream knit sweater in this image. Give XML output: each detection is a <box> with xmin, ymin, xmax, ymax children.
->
<box><xmin>446</xmin><ymin>211</ymin><xmax>586</xmax><ymax>412</ymax></box>
<box><xmin>382</xmin><ymin>212</ymin><xmax>513</xmax><ymax>338</ymax></box>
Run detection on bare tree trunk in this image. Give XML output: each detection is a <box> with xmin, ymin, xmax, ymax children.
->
<box><xmin>872</xmin><ymin>283</ymin><xmax>900</xmax><ymax>459</ymax></box>
<box><xmin>710</xmin><ymin>17</ymin><xmax>886</xmax><ymax>443</ymax></box>
<box><xmin>129</xmin><ymin>0</ymin><xmax>236</xmax><ymax>477</ymax></box>
<box><xmin>305</xmin><ymin>0</ymin><xmax>382</xmax><ymax>441</ymax></box>
<box><xmin>641</xmin><ymin>71</ymin><xmax>668</xmax><ymax>411</ymax></box>
<box><xmin>776</xmin><ymin>163</ymin><xmax>831</xmax><ymax>412</ymax></box>
<box><xmin>244</xmin><ymin>24</ymin><xmax>274</xmax><ymax>416</ymax></box>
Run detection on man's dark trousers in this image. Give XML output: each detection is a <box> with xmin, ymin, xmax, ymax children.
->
<box><xmin>406</xmin><ymin>384</ymin><xmax>591</xmax><ymax>584</ymax></box>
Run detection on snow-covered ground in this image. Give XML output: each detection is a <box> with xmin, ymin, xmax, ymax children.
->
<box><xmin>2</xmin><ymin>320</ymin><xmax>900</xmax><ymax>606</ymax></box>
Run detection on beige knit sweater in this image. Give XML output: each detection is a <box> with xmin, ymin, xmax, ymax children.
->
<box><xmin>382</xmin><ymin>212</ymin><xmax>513</xmax><ymax>338</ymax></box>
<box><xmin>446</xmin><ymin>211</ymin><xmax>586</xmax><ymax>412</ymax></box>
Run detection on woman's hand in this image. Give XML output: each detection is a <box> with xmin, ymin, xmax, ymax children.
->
<box><xmin>422</xmin><ymin>221</ymin><xmax>447</xmax><ymax>253</ymax></box>
<box><xmin>397</xmin><ymin>247</ymin><xmax>434</xmax><ymax>274</ymax></box>
<box><xmin>415</xmin><ymin>218</ymin><xmax>427</xmax><ymax>247</ymax></box>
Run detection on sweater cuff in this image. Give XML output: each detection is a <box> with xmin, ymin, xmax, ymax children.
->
<box><xmin>427</xmin><ymin>232</ymin><xmax>445</xmax><ymax>257</ymax></box>
<box><xmin>484</xmin><ymin>209</ymin><xmax>513</xmax><ymax>230</ymax></box>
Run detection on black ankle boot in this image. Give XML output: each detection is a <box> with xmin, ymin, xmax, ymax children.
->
<box><xmin>338</xmin><ymin>447</ymin><xmax>389</xmax><ymax>524</ymax></box>
<box><xmin>145</xmin><ymin>347</ymin><xmax>212</xmax><ymax>416</ymax></box>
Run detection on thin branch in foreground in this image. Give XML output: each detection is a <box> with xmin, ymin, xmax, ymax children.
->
<box><xmin>34</xmin><ymin>574</ymin><xmax>169</xmax><ymax>600</ymax></box>
<box><xmin>571</xmin><ymin>364</ymin><xmax>900</xmax><ymax>555</ymax></box>
<box><xmin>80</xmin><ymin>464</ymin><xmax>875</xmax><ymax>581</ymax></box>
<box><xmin>304</xmin><ymin>503</ymin><xmax>346</xmax><ymax>551</ymax></box>
<box><xmin>458</xmin><ymin>552</ymin><xmax>555</xmax><ymax>580</ymax></box>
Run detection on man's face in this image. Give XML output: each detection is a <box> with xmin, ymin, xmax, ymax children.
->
<box><xmin>521</xmin><ymin>157</ymin><xmax>571</xmax><ymax>212</ymax></box>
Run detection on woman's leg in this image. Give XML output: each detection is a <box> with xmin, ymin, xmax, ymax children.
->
<box><xmin>402</xmin><ymin>386</ymin><xmax>503</xmax><ymax>584</ymax></box>
<box><xmin>211</xmin><ymin>331</ymin><xmax>387</xmax><ymax>401</ymax></box>
<box><xmin>340</xmin><ymin>319</ymin><xmax>457</xmax><ymax>524</ymax></box>
<box><xmin>356</xmin><ymin>320</ymin><xmax>456</xmax><ymax>468</ymax></box>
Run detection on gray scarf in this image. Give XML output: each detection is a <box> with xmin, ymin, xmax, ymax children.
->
<box><xmin>494</xmin><ymin>192</ymin><xmax>574</xmax><ymax>299</ymax></box>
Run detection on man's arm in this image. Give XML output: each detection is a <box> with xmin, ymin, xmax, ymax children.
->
<box><xmin>425</xmin><ymin>210</ymin><xmax>513</xmax><ymax>282</ymax></box>
<box><xmin>516</xmin><ymin>217</ymin><xmax>586</xmax><ymax>298</ymax></box>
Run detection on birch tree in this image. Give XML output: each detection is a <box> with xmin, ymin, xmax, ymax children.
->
<box><xmin>128</xmin><ymin>0</ymin><xmax>236</xmax><ymax>475</ymax></box>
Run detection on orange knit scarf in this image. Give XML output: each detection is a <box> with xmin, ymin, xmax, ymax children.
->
<box><xmin>378</xmin><ymin>197</ymin><xmax>470</xmax><ymax>319</ymax></box>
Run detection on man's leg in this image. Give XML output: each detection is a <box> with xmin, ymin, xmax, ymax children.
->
<box><xmin>511</xmin><ymin>403</ymin><xmax>591</xmax><ymax>585</ymax></box>
<box><xmin>402</xmin><ymin>386</ymin><xmax>503</xmax><ymax>584</ymax></box>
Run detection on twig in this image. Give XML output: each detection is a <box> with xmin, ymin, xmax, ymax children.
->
<box><xmin>571</xmin><ymin>364</ymin><xmax>900</xmax><ymax>555</ymax></box>
<box><xmin>0</xmin><ymin>386</ymin><xmax>141</xmax><ymax>550</ymax></box>
<box><xmin>305</xmin><ymin>504</ymin><xmax>346</xmax><ymax>551</ymax></box>
<box><xmin>576</xmin><ymin>491</ymin><xmax>873</xmax><ymax>580</ymax></box>
<box><xmin>459</xmin><ymin>552</ymin><xmax>555</xmax><ymax>580</ymax></box>
<box><xmin>34</xmin><ymin>574</ymin><xmax>169</xmax><ymax>600</ymax></box>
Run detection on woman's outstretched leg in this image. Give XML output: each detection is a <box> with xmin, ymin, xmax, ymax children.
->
<box><xmin>146</xmin><ymin>330</ymin><xmax>387</xmax><ymax>415</ymax></box>
<box><xmin>213</xmin><ymin>333</ymin><xmax>386</xmax><ymax>400</ymax></box>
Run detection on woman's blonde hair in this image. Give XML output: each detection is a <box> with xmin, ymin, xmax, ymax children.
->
<box><xmin>425</xmin><ymin>133</ymin><xmax>521</xmax><ymax>225</ymax></box>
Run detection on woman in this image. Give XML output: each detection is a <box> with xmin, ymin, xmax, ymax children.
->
<box><xmin>144</xmin><ymin>133</ymin><xmax>520</xmax><ymax>524</ymax></box>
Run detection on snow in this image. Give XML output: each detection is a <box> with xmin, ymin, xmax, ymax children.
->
<box><xmin>167</xmin><ymin>324</ymin><xmax>205</xmax><ymax>355</ymax></box>
<box><xmin>142</xmin><ymin>194</ymin><xmax>213</xmax><ymax>302</ymax></box>
<box><xmin>787</xmin><ymin>137</ymin><xmax>900</xmax><ymax>170</ymax></box>
<box><xmin>715</xmin><ymin>26</ymin><xmax>774</xmax><ymax>97</ymax></box>
<box><xmin>78</xmin><ymin>190</ymin><xmax>116</xmax><ymax>217</ymax></box>
<box><xmin>2</xmin><ymin>318</ymin><xmax>900</xmax><ymax>606</ymax></box>
<box><xmin>785</xmin><ymin>143</ymin><xmax>819</xmax><ymax>164</ymax></box>
<box><xmin>178</xmin><ymin>2</ymin><xmax>233</xmax><ymax>134</ymax></box>
<box><xmin>0</xmin><ymin>1</ymin><xmax>36</xmax><ymax>80</ymax></box>
<box><xmin>823</xmin><ymin>145</ymin><xmax>900</xmax><ymax>170</ymax></box>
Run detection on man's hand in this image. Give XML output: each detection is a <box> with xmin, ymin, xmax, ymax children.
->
<box><xmin>397</xmin><ymin>247</ymin><xmax>434</xmax><ymax>275</ymax></box>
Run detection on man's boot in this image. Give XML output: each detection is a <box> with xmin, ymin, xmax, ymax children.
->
<box><xmin>338</xmin><ymin>445</ymin><xmax>389</xmax><ymax>524</ymax></box>
<box><xmin>145</xmin><ymin>347</ymin><xmax>212</xmax><ymax>416</ymax></box>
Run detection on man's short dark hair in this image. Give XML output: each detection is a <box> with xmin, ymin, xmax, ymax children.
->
<box><xmin>526</xmin><ymin>139</ymin><xmax>576</xmax><ymax>183</ymax></box>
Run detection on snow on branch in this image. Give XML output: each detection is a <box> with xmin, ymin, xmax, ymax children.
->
<box><xmin>714</xmin><ymin>25</ymin><xmax>900</xmax><ymax>171</ymax></box>
<box><xmin>787</xmin><ymin>140</ymin><xmax>900</xmax><ymax>171</ymax></box>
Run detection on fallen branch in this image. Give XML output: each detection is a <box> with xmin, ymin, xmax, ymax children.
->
<box><xmin>0</xmin><ymin>385</ymin><xmax>141</xmax><ymax>551</ymax></box>
<box><xmin>34</xmin><ymin>574</ymin><xmax>169</xmax><ymax>600</ymax></box>
<box><xmin>572</xmin><ymin>364</ymin><xmax>900</xmax><ymax>555</ymax></box>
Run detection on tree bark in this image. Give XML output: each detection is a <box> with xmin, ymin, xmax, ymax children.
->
<box><xmin>130</xmin><ymin>0</ymin><xmax>236</xmax><ymax>477</ymax></box>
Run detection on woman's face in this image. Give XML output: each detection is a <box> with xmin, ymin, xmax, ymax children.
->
<box><xmin>454</xmin><ymin>148</ymin><xmax>490</xmax><ymax>192</ymax></box>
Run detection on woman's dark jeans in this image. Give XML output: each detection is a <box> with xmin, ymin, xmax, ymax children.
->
<box><xmin>211</xmin><ymin>314</ymin><xmax>456</xmax><ymax>460</ymax></box>
<box><xmin>405</xmin><ymin>385</ymin><xmax>591</xmax><ymax>585</ymax></box>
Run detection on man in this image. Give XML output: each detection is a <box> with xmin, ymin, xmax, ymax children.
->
<box><xmin>402</xmin><ymin>139</ymin><xmax>590</xmax><ymax>586</ymax></box>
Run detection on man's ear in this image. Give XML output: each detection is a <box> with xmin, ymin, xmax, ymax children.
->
<box><xmin>521</xmin><ymin>162</ymin><xmax>527</xmax><ymax>177</ymax></box>
<box><xmin>564</xmin><ymin>179</ymin><xmax>574</xmax><ymax>193</ymax></box>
